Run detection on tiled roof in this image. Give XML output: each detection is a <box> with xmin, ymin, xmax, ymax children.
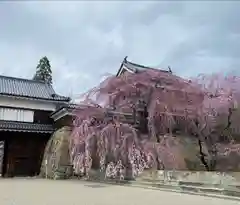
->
<box><xmin>50</xmin><ymin>103</ymin><xmax>87</xmax><ymax>117</ymax></box>
<box><xmin>0</xmin><ymin>120</ymin><xmax>55</xmax><ymax>133</ymax></box>
<box><xmin>116</xmin><ymin>57</ymin><xmax>170</xmax><ymax>76</ymax></box>
<box><xmin>58</xmin><ymin>103</ymin><xmax>79</xmax><ymax>110</ymax></box>
<box><xmin>0</xmin><ymin>75</ymin><xmax>70</xmax><ymax>102</ymax></box>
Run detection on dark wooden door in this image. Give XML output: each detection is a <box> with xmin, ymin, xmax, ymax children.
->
<box><xmin>5</xmin><ymin>136</ymin><xmax>48</xmax><ymax>177</ymax></box>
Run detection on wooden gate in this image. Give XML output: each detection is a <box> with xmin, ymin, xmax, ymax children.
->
<box><xmin>4</xmin><ymin>133</ymin><xmax>50</xmax><ymax>177</ymax></box>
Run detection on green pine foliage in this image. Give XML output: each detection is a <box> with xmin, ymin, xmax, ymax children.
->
<box><xmin>33</xmin><ymin>56</ymin><xmax>53</xmax><ymax>84</ymax></box>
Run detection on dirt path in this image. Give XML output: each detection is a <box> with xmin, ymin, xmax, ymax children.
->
<box><xmin>0</xmin><ymin>178</ymin><xmax>239</xmax><ymax>205</ymax></box>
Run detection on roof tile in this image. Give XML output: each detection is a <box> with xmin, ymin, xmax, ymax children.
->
<box><xmin>123</xmin><ymin>60</ymin><xmax>169</xmax><ymax>73</ymax></box>
<box><xmin>0</xmin><ymin>75</ymin><xmax>70</xmax><ymax>101</ymax></box>
<box><xmin>0</xmin><ymin>120</ymin><xmax>54</xmax><ymax>133</ymax></box>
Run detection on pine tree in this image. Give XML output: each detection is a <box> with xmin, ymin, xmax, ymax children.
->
<box><xmin>33</xmin><ymin>56</ymin><xmax>53</xmax><ymax>84</ymax></box>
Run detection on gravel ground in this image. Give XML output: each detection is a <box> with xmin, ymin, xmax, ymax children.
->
<box><xmin>0</xmin><ymin>178</ymin><xmax>239</xmax><ymax>205</ymax></box>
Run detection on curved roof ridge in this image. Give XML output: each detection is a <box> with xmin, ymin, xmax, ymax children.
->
<box><xmin>116</xmin><ymin>56</ymin><xmax>170</xmax><ymax>76</ymax></box>
<box><xmin>124</xmin><ymin>59</ymin><xmax>158</xmax><ymax>70</ymax></box>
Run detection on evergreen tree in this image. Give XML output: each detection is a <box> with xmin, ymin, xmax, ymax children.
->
<box><xmin>33</xmin><ymin>56</ymin><xmax>53</xmax><ymax>84</ymax></box>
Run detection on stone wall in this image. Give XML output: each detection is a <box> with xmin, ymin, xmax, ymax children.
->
<box><xmin>138</xmin><ymin>170</ymin><xmax>240</xmax><ymax>187</ymax></box>
<box><xmin>40</xmin><ymin>126</ymin><xmax>73</xmax><ymax>179</ymax></box>
<box><xmin>156</xmin><ymin>135</ymin><xmax>240</xmax><ymax>172</ymax></box>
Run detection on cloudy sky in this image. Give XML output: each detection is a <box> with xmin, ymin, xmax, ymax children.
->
<box><xmin>0</xmin><ymin>1</ymin><xmax>240</xmax><ymax>98</ymax></box>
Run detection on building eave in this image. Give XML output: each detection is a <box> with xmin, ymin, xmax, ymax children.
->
<box><xmin>50</xmin><ymin>103</ymin><xmax>88</xmax><ymax>120</ymax></box>
<box><xmin>116</xmin><ymin>56</ymin><xmax>136</xmax><ymax>77</ymax></box>
<box><xmin>0</xmin><ymin>120</ymin><xmax>55</xmax><ymax>133</ymax></box>
<box><xmin>116</xmin><ymin>64</ymin><xmax>135</xmax><ymax>77</ymax></box>
<box><xmin>50</xmin><ymin>108</ymin><xmax>73</xmax><ymax>121</ymax></box>
<box><xmin>0</xmin><ymin>128</ymin><xmax>53</xmax><ymax>133</ymax></box>
<box><xmin>0</xmin><ymin>94</ymin><xmax>70</xmax><ymax>103</ymax></box>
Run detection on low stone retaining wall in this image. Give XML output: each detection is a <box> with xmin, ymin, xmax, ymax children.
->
<box><xmin>72</xmin><ymin>170</ymin><xmax>239</xmax><ymax>201</ymax></box>
<box><xmin>138</xmin><ymin>170</ymin><xmax>240</xmax><ymax>186</ymax></box>
<box><xmin>134</xmin><ymin>170</ymin><xmax>240</xmax><ymax>199</ymax></box>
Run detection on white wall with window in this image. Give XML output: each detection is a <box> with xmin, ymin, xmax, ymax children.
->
<box><xmin>0</xmin><ymin>97</ymin><xmax>56</xmax><ymax>111</ymax></box>
<box><xmin>0</xmin><ymin>108</ymin><xmax>34</xmax><ymax>122</ymax></box>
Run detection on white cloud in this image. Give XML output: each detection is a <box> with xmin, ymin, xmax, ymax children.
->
<box><xmin>0</xmin><ymin>1</ymin><xmax>240</xmax><ymax>98</ymax></box>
